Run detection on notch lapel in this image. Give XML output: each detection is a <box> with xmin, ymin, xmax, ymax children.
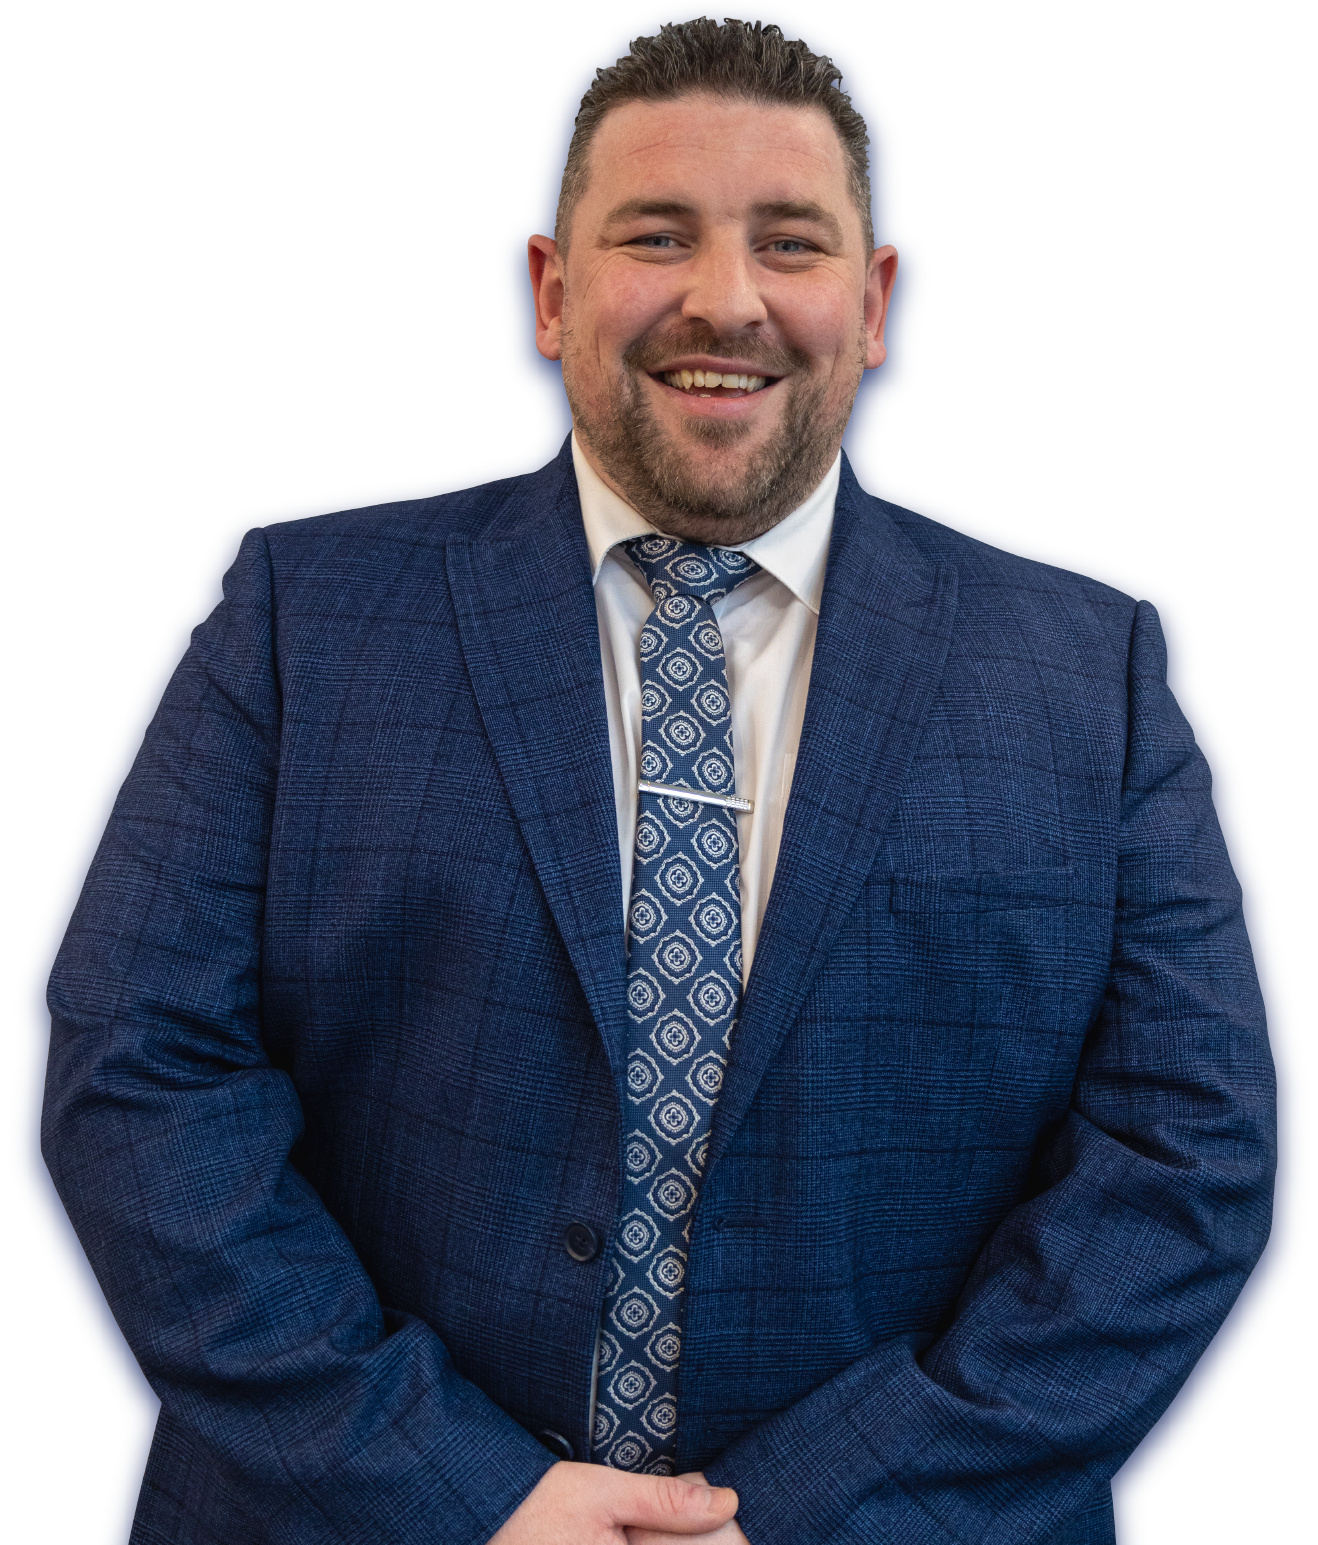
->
<box><xmin>447</xmin><ymin>447</ymin><xmax>630</xmax><ymax>1080</ymax></box>
<box><xmin>708</xmin><ymin>458</ymin><xmax>959</xmax><ymax>1175</ymax></box>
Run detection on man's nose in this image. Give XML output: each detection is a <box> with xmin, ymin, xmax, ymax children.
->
<box><xmin>679</xmin><ymin>236</ymin><xmax>769</xmax><ymax>334</ymax></box>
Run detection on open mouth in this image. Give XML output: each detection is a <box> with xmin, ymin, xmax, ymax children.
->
<box><xmin>654</xmin><ymin>368</ymin><xmax>778</xmax><ymax>399</ymax></box>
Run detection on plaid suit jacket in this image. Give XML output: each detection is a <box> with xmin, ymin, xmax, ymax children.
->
<box><xmin>43</xmin><ymin>440</ymin><xmax>1275</xmax><ymax>1544</ymax></box>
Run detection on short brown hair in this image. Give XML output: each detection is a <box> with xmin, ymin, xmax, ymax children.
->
<box><xmin>556</xmin><ymin>18</ymin><xmax>874</xmax><ymax>253</ymax></box>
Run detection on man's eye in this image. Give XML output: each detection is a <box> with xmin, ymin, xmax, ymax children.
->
<box><xmin>769</xmin><ymin>239</ymin><xmax>811</xmax><ymax>253</ymax></box>
<box><xmin>631</xmin><ymin>234</ymin><xmax>678</xmax><ymax>249</ymax></box>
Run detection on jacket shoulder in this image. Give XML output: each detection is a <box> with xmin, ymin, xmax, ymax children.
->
<box><xmin>883</xmin><ymin>496</ymin><xmax>1135</xmax><ymax>611</ymax></box>
<box><xmin>260</xmin><ymin>463</ymin><xmax>555</xmax><ymax>557</ymax></box>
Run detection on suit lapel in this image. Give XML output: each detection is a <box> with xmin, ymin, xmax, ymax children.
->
<box><xmin>708</xmin><ymin>457</ymin><xmax>959</xmax><ymax>1175</ymax></box>
<box><xmin>447</xmin><ymin>445</ymin><xmax>630</xmax><ymax>1081</ymax></box>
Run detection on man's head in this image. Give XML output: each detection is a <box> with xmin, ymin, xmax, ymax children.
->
<box><xmin>529</xmin><ymin>19</ymin><xmax>898</xmax><ymax>544</ymax></box>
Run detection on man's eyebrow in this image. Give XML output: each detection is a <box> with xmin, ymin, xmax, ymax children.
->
<box><xmin>603</xmin><ymin>198</ymin><xmax>698</xmax><ymax>227</ymax></box>
<box><xmin>601</xmin><ymin>196</ymin><xmax>845</xmax><ymax>242</ymax></box>
<box><xmin>752</xmin><ymin>200</ymin><xmax>844</xmax><ymax>242</ymax></box>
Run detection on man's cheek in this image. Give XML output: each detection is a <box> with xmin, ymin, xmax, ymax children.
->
<box><xmin>770</xmin><ymin>280</ymin><xmax>858</xmax><ymax>356</ymax></box>
<box><xmin>589</xmin><ymin>264</ymin><xmax>678</xmax><ymax>337</ymax></box>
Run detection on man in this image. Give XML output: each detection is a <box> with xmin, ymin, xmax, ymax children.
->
<box><xmin>43</xmin><ymin>18</ymin><xmax>1274</xmax><ymax>1545</ymax></box>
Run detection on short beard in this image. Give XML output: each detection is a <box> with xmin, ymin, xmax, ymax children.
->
<box><xmin>563</xmin><ymin>322</ymin><xmax>862</xmax><ymax>544</ymax></box>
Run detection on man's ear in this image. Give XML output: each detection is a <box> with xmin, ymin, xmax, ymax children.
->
<box><xmin>863</xmin><ymin>245</ymin><xmax>899</xmax><ymax>370</ymax></box>
<box><xmin>528</xmin><ymin>235</ymin><xmax>565</xmax><ymax>361</ymax></box>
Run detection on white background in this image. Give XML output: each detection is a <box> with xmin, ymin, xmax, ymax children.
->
<box><xmin>2</xmin><ymin>2</ymin><xmax>1313</xmax><ymax>1539</ymax></box>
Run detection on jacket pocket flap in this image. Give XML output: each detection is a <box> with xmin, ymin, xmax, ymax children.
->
<box><xmin>888</xmin><ymin>867</ymin><xmax>1074</xmax><ymax>913</ymax></box>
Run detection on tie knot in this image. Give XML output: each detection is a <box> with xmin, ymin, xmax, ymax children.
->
<box><xmin>624</xmin><ymin>535</ymin><xmax>760</xmax><ymax>605</ymax></box>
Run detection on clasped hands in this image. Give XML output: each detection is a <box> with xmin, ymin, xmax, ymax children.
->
<box><xmin>488</xmin><ymin>1460</ymin><xmax>750</xmax><ymax>1544</ymax></box>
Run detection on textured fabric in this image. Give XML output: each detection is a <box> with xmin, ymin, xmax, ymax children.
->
<box><xmin>42</xmin><ymin>438</ymin><xmax>1275</xmax><ymax>1544</ymax></box>
<box><xmin>573</xmin><ymin>434</ymin><xmax>837</xmax><ymax>973</ymax></box>
<box><xmin>592</xmin><ymin>537</ymin><xmax>761</xmax><ymax>1473</ymax></box>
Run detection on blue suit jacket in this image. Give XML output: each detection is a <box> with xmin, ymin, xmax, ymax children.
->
<box><xmin>43</xmin><ymin>441</ymin><xmax>1274</xmax><ymax>1544</ymax></box>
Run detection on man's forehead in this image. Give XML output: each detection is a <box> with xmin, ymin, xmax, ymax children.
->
<box><xmin>583</xmin><ymin>94</ymin><xmax>851</xmax><ymax>207</ymax></box>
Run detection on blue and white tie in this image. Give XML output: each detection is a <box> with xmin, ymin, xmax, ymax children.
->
<box><xmin>591</xmin><ymin>536</ymin><xmax>761</xmax><ymax>1475</ymax></box>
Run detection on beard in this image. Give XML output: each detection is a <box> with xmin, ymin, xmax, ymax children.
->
<box><xmin>562</xmin><ymin>320</ymin><xmax>863</xmax><ymax>542</ymax></box>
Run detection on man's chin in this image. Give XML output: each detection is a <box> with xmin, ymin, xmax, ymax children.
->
<box><xmin>634</xmin><ymin>453</ymin><xmax>773</xmax><ymax>529</ymax></box>
<box><xmin>653</xmin><ymin>436</ymin><xmax>767</xmax><ymax>513</ymax></box>
<box><xmin>665</xmin><ymin>479</ymin><xmax>766</xmax><ymax>525</ymax></box>
<box><xmin>568</xmin><ymin>362</ymin><xmax>846</xmax><ymax>541</ymax></box>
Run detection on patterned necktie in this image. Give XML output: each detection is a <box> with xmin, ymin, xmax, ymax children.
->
<box><xmin>591</xmin><ymin>535</ymin><xmax>761</xmax><ymax>1475</ymax></box>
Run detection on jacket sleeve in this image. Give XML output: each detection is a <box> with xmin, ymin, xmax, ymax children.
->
<box><xmin>41</xmin><ymin>529</ymin><xmax>553</xmax><ymax>1544</ymax></box>
<box><xmin>703</xmin><ymin>600</ymin><xmax>1276</xmax><ymax>1544</ymax></box>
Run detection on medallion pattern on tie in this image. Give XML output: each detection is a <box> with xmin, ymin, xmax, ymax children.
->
<box><xmin>592</xmin><ymin>536</ymin><xmax>760</xmax><ymax>1475</ymax></box>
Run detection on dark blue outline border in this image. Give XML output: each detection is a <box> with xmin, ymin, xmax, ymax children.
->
<box><xmin>12</xmin><ymin>12</ymin><xmax>1304</xmax><ymax>1545</ymax></box>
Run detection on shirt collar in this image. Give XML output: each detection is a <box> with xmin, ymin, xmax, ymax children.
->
<box><xmin>571</xmin><ymin>432</ymin><xmax>838</xmax><ymax>617</ymax></box>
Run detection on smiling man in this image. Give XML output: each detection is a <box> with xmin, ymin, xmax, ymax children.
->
<box><xmin>43</xmin><ymin>19</ymin><xmax>1273</xmax><ymax>1545</ymax></box>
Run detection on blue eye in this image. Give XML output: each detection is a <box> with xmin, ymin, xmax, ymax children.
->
<box><xmin>633</xmin><ymin>234</ymin><xmax>678</xmax><ymax>248</ymax></box>
<box><xmin>770</xmin><ymin>239</ymin><xmax>809</xmax><ymax>253</ymax></box>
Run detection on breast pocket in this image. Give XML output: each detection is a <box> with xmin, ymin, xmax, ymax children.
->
<box><xmin>867</xmin><ymin>866</ymin><xmax>1105</xmax><ymax>1157</ymax></box>
<box><xmin>887</xmin><ymin>867</ymin><xmax>1076</xmax><ymax>916</ymax></box>
<box><xmin>881</xmin><ymin>866</ymin><xmax>1080</xmax><ymax>1040</ymax></box>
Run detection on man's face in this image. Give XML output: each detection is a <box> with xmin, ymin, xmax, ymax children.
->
<box><xmin>530</xmin><ymin>94</ymin><xmax>898</xmax><ymax>544</ymax></box>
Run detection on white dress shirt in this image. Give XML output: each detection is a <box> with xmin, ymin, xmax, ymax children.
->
<box><xmin>571</xmin><ymin>433</ymin><xmax>839</xmax><ymax>985</ymax></box>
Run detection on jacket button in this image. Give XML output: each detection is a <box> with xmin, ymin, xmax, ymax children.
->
<box><xmin>563</xmin><ymin>1222</ymin><xmax>600</xmax><ymax>1262</ymax></box>
<box><xmin>540</xmin><ymin>1428</ymin><xmax>574</xmax><ymax>1460</ymax></box>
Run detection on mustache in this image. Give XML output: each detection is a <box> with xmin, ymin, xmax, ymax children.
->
<box><xmin>622</xmin><ymin>323</ymin><xmax>807</xmax><ymax>379</ymax></box>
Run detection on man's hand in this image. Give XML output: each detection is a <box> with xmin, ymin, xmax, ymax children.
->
<box><xmin>488</xmin><ymin>1462</ymin><xmax>739</xmax><ymax>1545</ymax></box>
<box><xmin>627</xmin><ymin>1472</ymin><xmax>751</xmax><ymax>1545</ymax></box>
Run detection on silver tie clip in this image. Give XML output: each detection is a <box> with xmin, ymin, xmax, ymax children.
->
<box><xmin>637</xmin><ymin>779</ymin><xmax>754</xmax><ymax>814</ymax></box>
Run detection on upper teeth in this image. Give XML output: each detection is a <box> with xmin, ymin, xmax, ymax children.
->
<box><xmin>662</xmin><ymin>370</ymin><xmax>768</xmax><ymax>392</ymax></box>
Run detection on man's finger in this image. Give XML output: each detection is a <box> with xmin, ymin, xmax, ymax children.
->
<box><xmin>607</xmin><ymin>1471</ymin><xmax>739</xmax><ymax>1532</ymax></box>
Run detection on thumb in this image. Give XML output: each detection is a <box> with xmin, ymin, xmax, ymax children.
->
<box><xmin>610</xmin><ymin>1471</ymin><xmax>739</xmax><ymax>1533</ymax></box>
